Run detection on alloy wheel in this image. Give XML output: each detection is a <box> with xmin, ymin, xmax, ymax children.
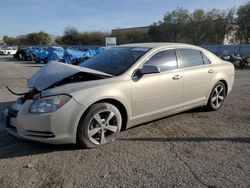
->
<box><xmin>88</xmin><ymin>110</ymin><xmax>118</xmax><ymax>145</ymax></box>
<box><xmin>211</xmin><ymin>85</ymin><xmax>225</xmax><ymax>109</ymax></box>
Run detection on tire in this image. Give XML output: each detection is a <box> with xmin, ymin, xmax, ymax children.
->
<box><xmin>22</xmin><ymin>55</ymin><xmax>27</xmax><ymax>61</ymax></box>
<box><xmin>18</xmin><ymin>53</ymin><xmax>22</xmax><ymax>60</ymax></box>
<box><xmin>246</xmin><ymin>62</ymin><xmax>250</xmax><ymax>69</ymax></box>
<box><xmin>30</xmin><ymin>55</ymin><xmax>34</xmax><ymax>61</ymax></box>
<box><xmin>44</xmin><ymin>57</ymin><xmax>48</xmax><ymax>64</ymax></box>
<box><xmin>206</xmin><ymin>81</ymin><xmax>226</xmax><ymax>111</ymax></box>
<box><xmin>77</xmin><ymin>103</ymin><xmax>122</xmax><ymax>148</ymax></box>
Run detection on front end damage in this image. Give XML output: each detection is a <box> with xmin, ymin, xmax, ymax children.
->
<box><xmin>2</xmin><ymin>93</ymin><xmax>82</xmax><ymax>144</ymax></box>
<box><xmin>1</xmin><ymin>61</ymin><xmax>111</xmax><ymax>144</ymax></box>
<box><xmin>2</xmin><ymin>87</ymin><xmax>39</xmax><ymax>138</ymax></box>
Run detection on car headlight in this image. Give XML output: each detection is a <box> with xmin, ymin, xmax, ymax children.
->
<box><xmin>30</xmin><ymin>95</ymin><xmax>71</xmax><ymax>113</ymax></box>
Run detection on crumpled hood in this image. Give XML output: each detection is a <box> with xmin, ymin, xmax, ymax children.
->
<box><xmin>27</xmin><ymin>61</ymin><xmax>111</xmax><ymax>91</ymax></box>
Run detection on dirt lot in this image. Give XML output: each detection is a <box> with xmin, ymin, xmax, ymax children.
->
<box><xmin>0</xmin><ymin>56</ymin><xmax>249</xmax><ymax>188</ymax></box>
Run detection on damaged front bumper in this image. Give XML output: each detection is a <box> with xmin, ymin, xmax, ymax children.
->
<box><xmin>1</xmin><ymin>97</ymin><xmax>83</xmax><ymax>144</ymax></box>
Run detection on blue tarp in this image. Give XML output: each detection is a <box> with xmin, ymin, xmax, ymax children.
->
<box><xmin>35</xmin><ymin>50</ymin><xmax>49</xmax><ymax>62</ymax></box>
<box><xmin>24</xmin><ymin>46</ymin><xmax>104</xmax><ymax>64</ymax></box>
<box><xmin>26</xmin><ymin>47</ymin><xmax>41</xmax><ymax>58</ymax></box>
<box><xmin>63</xmin><ymin>48</ymin><xmax>104</xmax><ymax>64</ymax></box>
<box><xmin>64</xmin><ymin>49</ymin><xmax>86</xmax><ymax>64</ymax></box>
<box><xmin>80</xmin><ymin>47</ymin><xmax>104</xmax><ymax>63</ymax></box>
<box><xmin>46</xmin><ymin>46</ymin><xmax>65</xmax><ymax>62</ymax></box>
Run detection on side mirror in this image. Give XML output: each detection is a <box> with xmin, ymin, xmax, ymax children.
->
<box><xmin>138</xmin><ymin>65</ymin><xmax>160</xmax><ymax>75</ymax></box>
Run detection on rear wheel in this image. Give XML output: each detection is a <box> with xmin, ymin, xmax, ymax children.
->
<box><xmin>206</xmin><ymin>81</ymin><xmax>226</xmax><ymax>111</ymax></box>
<box><xmin>77</xmin><ymin>103</ymin><xmax>122</xmax><ymax>148</ymax></box>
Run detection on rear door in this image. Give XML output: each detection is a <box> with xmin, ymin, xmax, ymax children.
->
<box><xmin>177</xmin><ymin>48</ymin><xmax>214</xmax><ymax>107</ymax></box>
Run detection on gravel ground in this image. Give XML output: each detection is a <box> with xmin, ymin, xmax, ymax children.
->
<box><xmin>0</xmin><ymin>56</ymin><xmax>249</xmax><ymax>188</ymax></box>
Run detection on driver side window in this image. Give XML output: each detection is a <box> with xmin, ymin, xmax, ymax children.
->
<box><xmin>144</xmin><ymin>50</ymin><xmax>177</xmax><ymax>72</ymax></box>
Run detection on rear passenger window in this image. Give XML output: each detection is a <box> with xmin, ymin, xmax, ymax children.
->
<box><xmin>145</xmin><ymin>50</ymin><xmax>177</xmax><ymax>72</ymax></box>
<box><xmin>179</xmin><ymin>49</ymin><xmax>204</xmax><ymax>68</ymax></box>
<box><xmin>201</xmin><ymin>53</ymin><xmax>211</xmax><ymax>64</ymax></box>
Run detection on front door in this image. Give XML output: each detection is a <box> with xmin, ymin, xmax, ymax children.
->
<box><xmin>131</xmin><ymin>49</ymin><xmax>183</xmax><ymax>121</ymax></box>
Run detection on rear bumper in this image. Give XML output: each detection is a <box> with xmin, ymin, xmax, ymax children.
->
<box><xmin>2</xmin><ymin>98</ymin><xmax>83</xmax><ymax>144</ymax></box>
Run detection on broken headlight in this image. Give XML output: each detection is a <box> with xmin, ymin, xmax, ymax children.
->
<box><xmin>30</xmin><ymin>95</ymin><xmax>71</xmax><ymax>113</ymax></box>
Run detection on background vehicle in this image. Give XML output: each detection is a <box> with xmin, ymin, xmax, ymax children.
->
<box><xmin>0</xmin><ymin>47</ymin><xmax>17</xmax><ymax>55</ymax></box>
<box><xmin>2</xmin><ymin>43</ymin><xmax>235</xmax><ymax>148</ymax></box>
<box><xmin>13</xmin><ymin>47</ymin><xmax>28</xmax><ymax>60</ymax></box>
<box><xmin>218</xmin><ymin>51</ymin><xmax>250</xmax><ymax>69</ymax></box>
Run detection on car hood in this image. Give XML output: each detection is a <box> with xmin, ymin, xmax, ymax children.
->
<box><xmin>27</xmin><ymin>61</ymin><xmax>112</xmax><ymax>91</ymax></box>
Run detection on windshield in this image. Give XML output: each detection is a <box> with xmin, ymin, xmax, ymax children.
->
<box><xmin>80</xmin><ymin>47</ymin><xmax>150</xmax><ymax>76</ymax></box>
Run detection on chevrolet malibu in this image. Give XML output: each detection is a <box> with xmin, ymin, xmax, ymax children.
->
<box><xmin>2</xmin><ymin>43</ymin><xmax>234</xmax><ymax>148</ymax></box>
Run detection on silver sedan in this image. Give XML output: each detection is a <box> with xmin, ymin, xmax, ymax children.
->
<box><xmin>2</xmin><ymin>43</ymin><xmax>235</xmax><ymax>148</ymax></box>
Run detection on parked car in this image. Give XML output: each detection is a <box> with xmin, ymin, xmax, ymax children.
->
<box><xmin>64</xmin><ymin>47</ymin><xmax>104</xmax><ymax>65</ymax></box>
<box><xmin>35</xmin><ymin>49</ymin><xmax>49</xmax><ymax>63</ymax></box>
<box><xmin>13</xmin><ymin>47</ymin><xmax>28</xmax><ymax>60</ymax></box>
<box><xmin>25</xmin><ymin>47</ymin><xmax>42</xmax><ymax>61</ymax></box>
<box><xmin>0</xmin><ymin>47</ymin><xmax>17</xmax><ymax>55</ymax></box>
<box><xmin>44</xmin><ymin>46</ymin><xmax>65</xmax><ymax>63</ymax></box>
<box><xmin>2</xmin><ymin>43</ymin><xmax>235</xmax><ymax>148</ymax></box>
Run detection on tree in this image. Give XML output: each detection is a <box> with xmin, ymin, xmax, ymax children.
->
<box><xmin>3</xmin><ymin>36</ymin><xmax>15</xmax><ymax>45</ymax></box>
<box><xmin>236</xmin><ymin>1</ymin><xmax>250</xmax><ymax>43</ymax></box>
<box><xmin>113</xmin><ymin>29</ymin><xmax>149</xmax><ymax>44</ymax></box>
<box><xmin>15</xmin><ymin>35</ymin><xmax>28</xmax><ymax>45</ymax></box>
<box><xmin>148</xmin><ymin>23</ymin><xmax>165</xmax><ymax>42</ymax></box>
<box><xmin>26</xmin><ymin>32</ymin><xmax>51</xmax><ymax>45</ymax></box>
<box><xmin>57</xmin><ymin>27</ymin><xmax>108</xmax><ymax>45</ymax></box>
<box><xmin>148</xmin><ymin>7</ymin><xmax>234</xmax><ymax>45</ymax></box>
<box><xmin>162</xmin><ymin>7</ymin><xmax>189</xmax><ymax>42</ymax></box>
<box><xmin>2</xmin><ymin>32</ymin><xmax>51</xmax><ymax>45</ymax></box>
<box><xmin>204</xmin><ymin>9</ymin><xmax>234</xmax><ymax>44</ymax></box>
<box><xmin>148</xmin><ymin>7</ymin><xmax>190</xmax><ymax>42</ymax></box>
<box><xmin>88</xmin><ymin>32</ymin><xmax>108</xmax><ymax>45</ymax></box>
<box><xmin>187</xmin><ymin>9</ymin><xmax>207</xmax><ymax>44</ymax></box>
<box><xmin>60</xmin><ymin>26</ymin><xmax>82</xmax><ymax>45</ymax></box>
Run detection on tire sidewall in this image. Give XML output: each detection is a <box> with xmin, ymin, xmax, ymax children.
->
<box><xmin>208</xmin><ymin>82</ymin><xmax>226</xmax><ymax>111</ymax></box>
<box><xmin>77</xmin><ymin>103</ymin><xmax>122</xmax><ymax>148</ymax></box>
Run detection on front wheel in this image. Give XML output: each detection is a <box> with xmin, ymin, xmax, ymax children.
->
<box><xmin>206</xmin><ymin>81</ymin><xmax>226</xmax><ymax>111</ymax></box>
<box><xmin>77</xmin><ymin>103</ymin><xmax>122</xmax><ymax>148</ymax></box>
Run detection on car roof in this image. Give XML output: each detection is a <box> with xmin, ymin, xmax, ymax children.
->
<box><xmin>119</xmin><ymin>42</ymin><xmax>222</xmax><ymax>65</ymax></box>
<box><xmin>119</xmin><ymin>42</ymin><xmax>200</xmax><ymax>49</ymax></box>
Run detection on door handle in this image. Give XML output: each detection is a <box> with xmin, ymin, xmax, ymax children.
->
<box><xmin>208</xmin><ymin>69</ymin><xmax>214</xmax><ymax>73</ymax></box>
<box><xmin>172</xmin><ymin>75</ymin><xmax>182</xmax><ymax>80</ymax></box>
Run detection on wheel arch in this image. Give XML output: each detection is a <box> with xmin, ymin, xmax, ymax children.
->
<box><xmin>218</xmin><ymin>79</ymin><xmax>228</xmax><ymax>97</ymax></box>
<box><xmin>206</xmin><ymin>78</ymin><xmax>229</xmax><ymax>105</ymax></box>
<box><xmin>77</xmin><ymin>98</ymin><xmax>128</xmax><ymax>133</ymax></box>
<box><xmin>95</xmin><ymin>99</ymin><xmax>128</xmax><ymax>131</ymax></box>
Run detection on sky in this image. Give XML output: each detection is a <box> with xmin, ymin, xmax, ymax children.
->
<box><xmin>0</xmin><ymin>0</ymin><xmax>247</xmax><ymax>39</ymax></box>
